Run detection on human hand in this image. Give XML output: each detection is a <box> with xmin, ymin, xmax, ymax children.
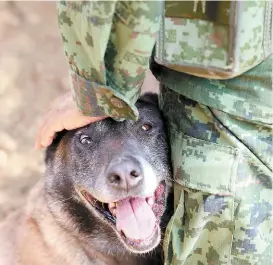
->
<box><xmin>35</xmin><ymin>92</ymin><xmax>106</xmax><ymax>149</ymax></box>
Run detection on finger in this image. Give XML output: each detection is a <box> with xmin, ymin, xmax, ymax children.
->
<box><xmin>61</xmin><ymin>113</ymin><xmax>107</xmax><ymax>130</ymax></box>
<box><xmin>42</xmin><ymin>136</ymin><xmax>54</xmax><ymax>149</ymax></box>
<box><xmin>39</xmin><ymin>111</ymin><xmax>107</xmax><ymax>148</ymax></box>
<box><xmin>35</xmin><ymin>109</ymin><xmax>55</xmax><ymax>149</ymax></box>
<box><xmin>35</xmin><ymin>136</ymin><xmax>53</xmax><ymax>149</ymax></box>
<box><xmin>35</xmin><ymin>122</ymin><xmax>49</xmax><ymax>149</ymax></box>
<box><xmin>40</xmin><ymin>111</ymin><xmax>65</xmax><ymax>148</ymax></box>
<box><xmin>39</xmin><ymin>110</ymin><xmax>91</xmax><ymax>148</ymax></box>
<box><xmin>85</xmin><ymin>115</ymin><xmax>107</xmax><ymax>123</ymax></box>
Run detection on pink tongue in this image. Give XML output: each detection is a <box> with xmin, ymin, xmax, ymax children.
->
<box><xmin>116</xmin><ymin>198</ymin><xmax>156</xmax><ymax>240</ymax></box>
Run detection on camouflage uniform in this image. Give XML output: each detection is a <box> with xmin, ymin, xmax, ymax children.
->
<box><xmin>58</xmin><ymin>1</ymin><xmax>273</xmax><ymax>264</ymax></box>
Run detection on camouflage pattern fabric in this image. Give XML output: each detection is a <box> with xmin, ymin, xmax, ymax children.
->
<box><xmin>155</xmin><ymin>1</ymin><xmax>272</xmax><ymax>79</ymax></box>
<box><xmin>58</xmin><ymin>0</ymin><xmax>272</xmax><ymax>118</ymax></box>
<box><xmin>159</xmin><ymin>55</ymin><xmax>273</xmax><ymax>265</ymax></box>
<box><xmin>58</xmin><ymin>0</ymin><xmax>162</xmax><ymax>120</ymax></box>
<box><xmin>57</xmin><ymin>1</ymin><xmax>273</xmax><ymax>264</ymax></box>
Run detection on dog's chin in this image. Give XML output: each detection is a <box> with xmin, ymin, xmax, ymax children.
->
<box><xmin>75</xmin><ymin>182</ymin><xmax>166</xmax><ymax>254</ymax></box>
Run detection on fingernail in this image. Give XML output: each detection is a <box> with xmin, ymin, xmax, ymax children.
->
<box><xmin>34</xmin><ymin>144</ymin><xmax>42</xmax><ymax>150</ymax></box>
<box><xmin>44</xmin><ymin>139</ymin><xmax>52</xmax><ymax>147</ymax></box>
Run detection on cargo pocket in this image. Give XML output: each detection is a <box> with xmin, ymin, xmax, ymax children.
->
<box><xmin>164</xmin><ymin>129</ymin><xmax>239</xmax><ymax>265</ymax></box>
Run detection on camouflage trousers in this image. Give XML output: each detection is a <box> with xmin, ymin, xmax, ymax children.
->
<box><xmin>157</xmin><ymin>56</ymin><xmax>273</xmax><ymax>265</ymax></box>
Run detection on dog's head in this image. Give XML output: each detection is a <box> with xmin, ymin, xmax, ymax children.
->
<box><xmin>45</xmin><ymin>93</ymin><xmax>172</xmax><ymax>254</ymax></box>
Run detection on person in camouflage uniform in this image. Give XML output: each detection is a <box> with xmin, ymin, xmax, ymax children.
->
<box><xmin>37</xmin><ymin>1</ymin><xmax>272</xmax><ymax>264</ymax></box>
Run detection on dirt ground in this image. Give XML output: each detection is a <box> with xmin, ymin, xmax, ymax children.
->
<box><xmin>0</xmin><ymin>2</ymin><xmax>159</xmax><ymax>222</ymax></box>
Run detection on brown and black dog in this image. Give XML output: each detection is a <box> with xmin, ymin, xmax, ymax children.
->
<box><xmin>0</xmin><ymin>93</ymin><xmax>173</xmax><ymax>265</ymax></box>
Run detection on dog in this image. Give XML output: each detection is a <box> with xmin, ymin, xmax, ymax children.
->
<box><xmin>0</xmin><ymin>93</ymin><xmax>173</xmax><ymax>265</ymax></box>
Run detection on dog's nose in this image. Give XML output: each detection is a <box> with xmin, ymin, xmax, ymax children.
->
<box><xmin>107</xmin><ymin>159</ymin><xmax>143</xmax><ymax>191</ymax></box>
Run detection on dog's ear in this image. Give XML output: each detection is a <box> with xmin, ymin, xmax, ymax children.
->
<box><xmin>45</xmin><ymin>130</ymin><xmax>67</xmax><ymax>164</ymax></box>
<box><xmin>139</xmin><ymin>92</ymin><xmax>159</xmax><ymax>107</ymax></box>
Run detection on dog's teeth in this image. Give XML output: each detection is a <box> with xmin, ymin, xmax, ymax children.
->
<box><xmin>146</xmin><ymin>197</ymin><xmax>155</xmax><ymax>206</ymax></box>
<box><xmin>112</xmin><ymin>208</ymin><xmax>116</xmax><ymax>217</ymax></box>
<box><xmin>108</xmin><ymin>202</ymin><xmax>116</xmax><ymax>210</ymax></box>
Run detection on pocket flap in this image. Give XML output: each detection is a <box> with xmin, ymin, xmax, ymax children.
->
<box><xmin>172</xmin><ymin>132</ymin><xmax>239</xmax><ymax>195</ymax></box>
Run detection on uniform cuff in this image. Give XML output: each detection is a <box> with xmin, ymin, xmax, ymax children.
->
<box><xmin>69</xmin><ymin>70</ymin><xmax>139</xmax><ymax>121</ymax></box>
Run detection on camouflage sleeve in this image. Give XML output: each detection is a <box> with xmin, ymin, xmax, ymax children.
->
<box><xmin>57</xmin><ymin>1</ymin><xmax>162</xmax><ymax>121</ymax></box>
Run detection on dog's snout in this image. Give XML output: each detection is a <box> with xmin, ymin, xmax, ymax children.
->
<box><xmin>107</xmin><ymin>158</ymin><xmax>143</xmax><ymax>191</ymax></box>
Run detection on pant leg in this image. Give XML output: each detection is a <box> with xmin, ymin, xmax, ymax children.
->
<box><xmin>160</xmin><ymin>58</ymin><xmax>273</xmax><ymax>265</ymax></box>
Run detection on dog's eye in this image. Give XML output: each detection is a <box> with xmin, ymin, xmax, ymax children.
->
<box><xmin>80</xmin><ymin>135</ymin><xmax>92</xmax><ymax>145</ymax></box>
<box><xmin>141</xmin><ymin>124</ymin><xmax>153</xmax><ymax>131</ymax></box>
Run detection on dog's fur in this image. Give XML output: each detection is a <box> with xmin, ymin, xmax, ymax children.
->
<box><xmin>0</xmin><ymin>93</ymin><xmax>173</xmax><ymax>265</ymax></box>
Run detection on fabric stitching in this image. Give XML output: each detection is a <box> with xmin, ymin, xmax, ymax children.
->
<box><xmin>170</xmin><ymin>128</ymin><xmax>237</xmax><ymax>195</ymax></box>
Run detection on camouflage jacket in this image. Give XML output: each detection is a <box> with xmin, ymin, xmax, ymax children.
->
<box><xmin>57</xmin><ymin>2</ymin><xmax>273</xmax><ymax>265</ymax></box>
<box><xmin>57</xmin><ymin>1</ymin><xmax>272</xmax><ymax>119</ymax></box>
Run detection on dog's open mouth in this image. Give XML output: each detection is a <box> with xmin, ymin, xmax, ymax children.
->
<box><xmin>78</xmin><ymin>182</ymin><xmax>166</xmax><ymax>252</ymax></box>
